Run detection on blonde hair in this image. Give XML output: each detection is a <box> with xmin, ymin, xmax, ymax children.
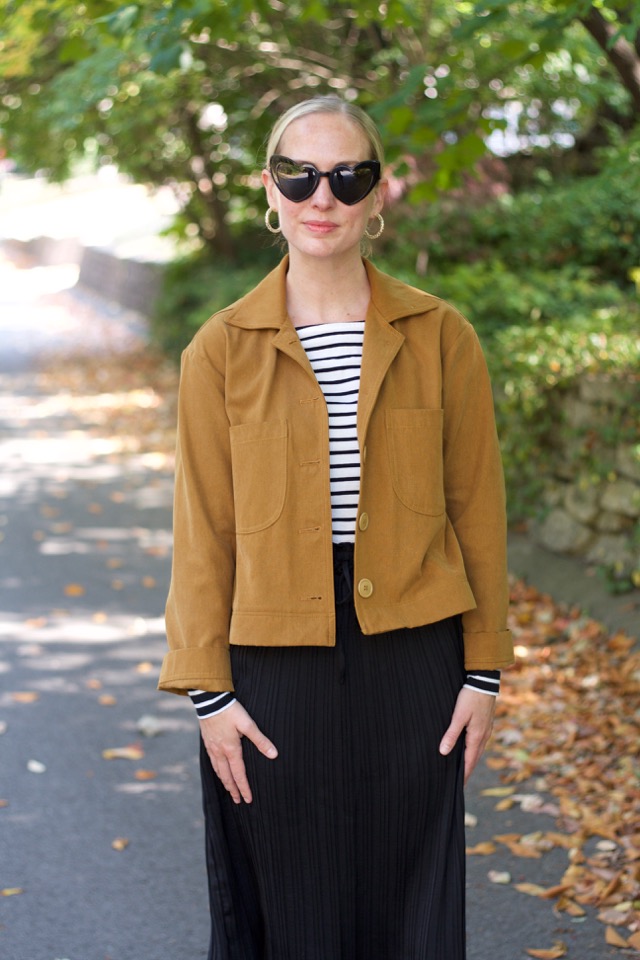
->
<box><xmin>265</xmin><ymin>95</ymin><xmax>385</xmax><ymax>169</ymax></box>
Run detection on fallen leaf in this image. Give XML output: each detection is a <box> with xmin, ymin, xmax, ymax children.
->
<box><xmin>488</xmin><ymin>870</ymin><xmax>511</xmax><ymax>884</ymax></box>
<box><xmin>481</xmin><ymin>786</ymin><xmax>516</xmax><ymax>797</ymax></box>
<box><xmin>0</xmin><ymin>799</ymin><xmax>8</xmax><ymax>808</ymax></box>
<box><xmin>98</xmin><ymin>694</ymin><xmax>117</xmax><ymax>706</ymax></box>
<box><xmin>556</xmin><ymin>896</ymin><xmax>585</xmax><ymax>916</ymax></box>
<box><xmin>539</xmin><ymin>884</ymin><xmax>572</xmax><ymax>900</ymax></box>
<box><xmin>605</xmin><ymin>927</ymin><xmax>629</xmax><ymax>948</ymax></box>
<box><xmin>515</xmin><ymin>883</ymin><xmax>548</xmax><ymax>897</ymax></box>
<box><xmin>11</xmin><ymin>691</ymin><xmax>39</xmax><ymax>703</ymax></box>
<box><xmin>110</xmin><ymin>579</ymin><xmax>124</xmax><ymax>590</ymax></box>
<box><xmin>525</xmin><ymin>942</ymin><xmax>567</xmax><ymax>959</ymax></box>
<box><xmin>64</xmin><ymin>583</ymin><xmax>85</xmax><ymax>597</ymax></box>
<box><xmin>466</xmin><ymin>842</ymin><xmax>497</xmax><ymax>856</ymax></box>
<box><xmin>135</xmin><ymin>661</ymin><xmax>154</xmax><ymax>674</ymax></box>
<box><xmin>27</xmin><ymin>759</ymin><xmax>46</xmax><ymax>773</ymax></box>
<box><xmin>1</xmin><ymin>888</ymin><xmax>24</xmax><ymax>897</ymax></box>
<box><xmin>134</xmin><ymin>770</ymin><xmax>157</xmax><ymax>781</ymax></box>
<box><xmin>136</xmin><ymin>714</ymin><xmax>162</xmax><ymax>737</ymax></box>
<box><xmin>111</xmin><ymin>837</ymin><xmax>129</xmax><ymax>851</ymax></box>
<box><xmin>102</xmin><ymin>744</ymin><xmax>144</xmax><ymax>761</ymax></box>
<box><xmin>24</xmin><ymin>617</ymin><xmax>47</xmax><ymax>628</ymax></box>
<box><xmin>628</xmin><ymin>932</ymin><xmax>640</xmax><ymax>950</ymax></box>
<box><xmin>86</xmin><ymin>678</ymin><xmax>102</xmax><ymax>690</ymax></box>
<box><xmin>87</xmin><ymin>502</ymin><xmax>103</xmax><ymax>514</ymax></box>
<box><xmin>142</xmin><ymin>576</ymin><xmax>156</xmax><ymax>588</ymax></box>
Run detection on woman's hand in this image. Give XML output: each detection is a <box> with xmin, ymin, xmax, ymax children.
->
<box><xmin>200</xmin><ymin>702</ymin><xmax>278</xmax><ymax>804</ymax></box>
<box><xmin>439</xmin><ymin>688</ymin><xmax>496</xmax><ymax>785</ymax></box>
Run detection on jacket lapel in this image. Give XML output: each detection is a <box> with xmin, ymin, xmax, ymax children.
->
<box><xmin>358</xmin><ymin>305</ymin><xmax>404</xmax><ymax>447</ymax></box>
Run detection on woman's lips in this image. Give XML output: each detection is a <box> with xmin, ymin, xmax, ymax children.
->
<box><xmin>305</xmin><ymin>220</ymin><xmax>337</xmax><ymax>233</ymax></box>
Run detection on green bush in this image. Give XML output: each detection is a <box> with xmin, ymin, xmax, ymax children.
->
<box><xmin>488</xmin><ymin>304</ymin><xmax>640</xmax><ymax>526</ymax></box>
<box><xmin>151</xmin><ymin>250</ymin><xmax>279</xmax><ymax>360</ymax></box>
<box><xmin>387</xmin><ymin>136</ymin><xmax>640</xmax><ymax>288</ymax></box>
<box><xmin>379</xmin><ymin>258</ymin><xmax>629</xmax><ymax>341</ymax></box>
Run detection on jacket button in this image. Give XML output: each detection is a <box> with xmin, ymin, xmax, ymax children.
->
<box><xmin>358</xmin><ymin>512</ymin><xmax>369</xmax><ymax>531</ymax></box>
<box><xmin>357</xmin><ymin>578</ymin><xmax>373</xmax><ymax>598</ymax></box>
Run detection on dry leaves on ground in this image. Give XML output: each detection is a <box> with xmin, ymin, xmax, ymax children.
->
<box><xmin>36</xmin><ymin>349</ymin><xmax>178</xmax><ymax>464</ymax></box>
<box><xmin>488</xmin><ymin>579</ymin><xmax>640</xmax><ymax>951</ymax></box>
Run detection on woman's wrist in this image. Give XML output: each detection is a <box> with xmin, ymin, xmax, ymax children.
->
<box><xmin>189</xmin><ymin>690</ymin><xmax>237</xmax><ymax>719</ymax></box>
<box><xmin>463</xmin><ymin>670</ymin><xmax>500</xmax><ymax>696</ymax></box>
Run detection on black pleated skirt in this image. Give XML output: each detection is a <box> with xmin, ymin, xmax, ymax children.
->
<box><xmin>200</xmin><ymin>544</ymin><xmax>466</xmax><ymax>960</ymax></box>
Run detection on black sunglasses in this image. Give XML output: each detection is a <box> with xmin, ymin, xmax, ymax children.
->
<box><xmin>269</xmin><ymin>155</ymin><xmax>381</xmax><ymax>205</ymax></box>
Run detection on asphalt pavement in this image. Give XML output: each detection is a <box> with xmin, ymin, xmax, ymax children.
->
<box><xmin>0</xmin><ymin>242</ymin><xmax>634</xmax><ymax>960</ymax></box>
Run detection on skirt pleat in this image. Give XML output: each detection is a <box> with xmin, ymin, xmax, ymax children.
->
<box><xmin>200</xmin><ymin>545</ymin><xmax>466</xmax><ymax>960</ymax></box>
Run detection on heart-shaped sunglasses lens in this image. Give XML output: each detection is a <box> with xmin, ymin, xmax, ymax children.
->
<box><xmin>270</xmin><ymin>156</ymin><xmax>380</xmax><ymax>205</ymax></box>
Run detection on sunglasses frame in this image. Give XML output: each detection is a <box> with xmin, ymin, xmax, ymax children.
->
<box><xmin>269</xmin><ymin>155</ymin><xmax>381</xmax><ymax>206</ymax></box>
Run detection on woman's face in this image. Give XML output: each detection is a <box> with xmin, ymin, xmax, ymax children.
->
<box><xmin>262</xmin><ymin>112</ymin><xmax>386</xmax><ymax>264</ymax></box>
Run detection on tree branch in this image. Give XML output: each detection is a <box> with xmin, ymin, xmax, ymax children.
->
<box><xmin>580</xmin><ymin>6</ymin><xmax>640</xmax><ymax>115</ymax></box>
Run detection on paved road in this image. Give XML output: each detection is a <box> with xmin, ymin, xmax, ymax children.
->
<box><xmin>0</xmin><ymin>244</ymin><xmax>629</xmax><ymax>959</ymax></box>
<box><xmin>0</xmin><ymin>247</ymin><xmax>209</xmax><ymax>959</ymax></box>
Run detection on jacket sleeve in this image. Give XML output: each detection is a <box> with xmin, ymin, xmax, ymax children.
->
<box><xmin>441</xmin><ymin>318</ymin><xmax>514</xmax><ymax>670</ymax></box>
<box><xmin>158</xmin><ymin>326</ymin><xmax>236</xmax><ymax>694</ymax></box>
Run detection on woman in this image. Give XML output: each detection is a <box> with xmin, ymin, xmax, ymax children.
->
<box><xmin>159</xmin><ymin>95</ymin><xmax>513</xmax><ymax>960</ymax></box>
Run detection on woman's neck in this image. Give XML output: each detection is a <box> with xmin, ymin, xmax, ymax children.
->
<box><xmin>285</xmin><ymin>251</ymin><xmax>371</xmax><ymax>327</ymax></box>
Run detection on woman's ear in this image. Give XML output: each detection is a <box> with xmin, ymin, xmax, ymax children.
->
<box><xmin>262</xmin><ymin>168</ymin><xmax>278</xmax><ymax>210</ymax></box>
<box><xmin>372</xmin><ymin>177</ymin><xmax>389</xmax><ymax>216</ymax></box>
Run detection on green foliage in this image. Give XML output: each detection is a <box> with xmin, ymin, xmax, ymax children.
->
<box><xmin>150</xmin><ymin>248</ymin><xmax>279</xmax><ymax>359</ymax></box>
<box><xmin>2</xmin><ymin>0</ymin><xmax>639</xmax><ymax>250</ymax></box>
<box><xmin>488</xmin><ymin>306</ymin><xmax>639</xmax><ymax>518</ymax></box>
<box><xmin>394</xmin><ymin>137</ymin><xmax>640</xmax><ymax>288</ymax></box>
<box><xmin>386</xmin><ymin>260</ymin><xmax>630</xmax><ymax>342</ymax></box>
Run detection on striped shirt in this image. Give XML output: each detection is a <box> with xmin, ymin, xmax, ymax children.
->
<box><xmin>298</xmin><ymin>322</ymin><xmax>364</xmax><ymax>542</ymax></box>
<box><xmin>190</xmin><ymin>321</ymin><xmax>499</xmax><ymax>719</ymax></box>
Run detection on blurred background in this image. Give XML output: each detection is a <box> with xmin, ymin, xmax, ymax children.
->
<box><xmin>1</xmin><ymin>0</ymin><xmax>638</xmax><ymax>587</ymax></box>
<box><xmin>0</xmin><ymin>4</ymin><xmax>639</xmax><ymax>959</ymax></box>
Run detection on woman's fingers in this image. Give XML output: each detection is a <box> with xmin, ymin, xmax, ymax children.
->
<box><xmin>237</xmin><ymin>715</ymin><xmax>278</xmax><ymax>760</ymax></box>
<box><xmin>439</xmin><ymin>687</ymin><xmax>496</xmax><ymax>785</ymax></box>
<box><xmin>200</xmin><ymin>702</ymin><xmax>277</xmax><ymax>804</ymax></box>
<box><xmin>211</xmin><ymin>753</ymin><xmax>243</xmax><ymax>805</ymax></box>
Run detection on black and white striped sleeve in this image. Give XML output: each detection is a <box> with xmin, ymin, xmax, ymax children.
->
<box><xmin>463</xmin><ymin>670</ymin><xmax>501</xmax><ymax>696</ymax></box>
<box><xmin>189</xmin><ymin>690</ymin><xmax>237</xmax><ymax>719</ymax></box>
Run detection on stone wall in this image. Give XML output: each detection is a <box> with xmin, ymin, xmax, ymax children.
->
<box><xmin>5</xmin><ymin>236</ymin><xmax>163</xmax><ymax>316</ymax></box>
<box><xmin>531</xmin><ymin>372</ymin><xmax>640</xmax><ymax>587</ymax></box>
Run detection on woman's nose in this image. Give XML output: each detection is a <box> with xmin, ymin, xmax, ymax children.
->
<box><xmin>311</xmin><ymin>176</ymin><xmax>335</xmax><ymax>207</ymax></box>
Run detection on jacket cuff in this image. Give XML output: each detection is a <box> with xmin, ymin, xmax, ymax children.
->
<box><xmin>463</xmin><ymin>629</ymin><xmax>514</xmax><ymax>670</ymax></box>
<box><xmin>157</xmin><ymin>648</ymin><xmax>234</xmax><ymax>695</ymax></box>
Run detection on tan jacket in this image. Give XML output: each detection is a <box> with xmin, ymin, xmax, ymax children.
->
<box><xmin>159</xmin><ymin>257</ymin><xmax>513</xmax><ymax>695</ymax></box>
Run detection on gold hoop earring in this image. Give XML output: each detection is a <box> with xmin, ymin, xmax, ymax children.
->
<box><xmin>265</xmin><ymin>208</ymin><xmax>281</xmax><ymax>235</ymax></box>
<box><xmin>364</xmin><ymin>212</ymin><xmax>384</xmax><ymax>240</ymax></box>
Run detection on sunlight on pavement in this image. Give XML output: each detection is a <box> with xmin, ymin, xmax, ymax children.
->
<box><xmin>0</xmin><ymin>260</ymin><xmax>79</xmax><ymax>300</ymax></box>
<box><xmin>0</xmin><ymin>612</ymin><xmax>165</xmax><ymax>644</ymax></box>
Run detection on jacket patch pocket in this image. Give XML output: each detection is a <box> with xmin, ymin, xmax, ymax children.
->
<box><xmin>386</xmin><ymin>408</ymin><xmax>445</xmax><ymax>516</ymax></box>
<box><xmin>230</xmin><ymin>420</ymin><xmax>288</xmax><ymax>533</ymax></box>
